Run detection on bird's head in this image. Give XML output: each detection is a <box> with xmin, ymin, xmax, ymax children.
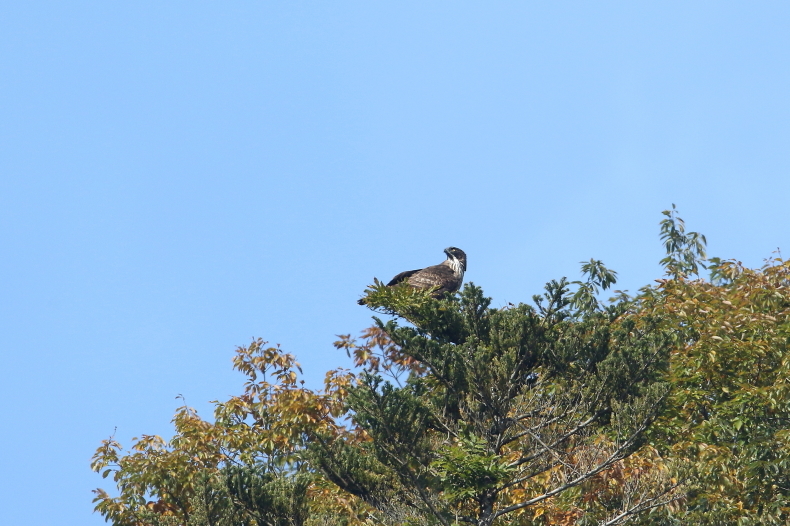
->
<box><xmin>444</xmin><ymin>247</ymin><xmax>467</xmax><ymax>272</ymax></box>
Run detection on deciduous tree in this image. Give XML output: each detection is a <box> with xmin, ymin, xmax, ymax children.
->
<box><xmin>95</xmin><ymin>207</ymin><xmax>790</xmax><ymax>526</ymax></box>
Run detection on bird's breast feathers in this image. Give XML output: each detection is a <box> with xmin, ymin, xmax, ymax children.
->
<box><xmin>444</xmin><ymin>257</ymin><xmax>465</xmax><ymax>278</ymax></box>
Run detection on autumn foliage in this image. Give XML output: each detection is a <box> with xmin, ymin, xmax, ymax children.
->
<box><xmin>93</xmin><ymin>208</ymin><xmax>790</xmax><ymax>526</ymax></box>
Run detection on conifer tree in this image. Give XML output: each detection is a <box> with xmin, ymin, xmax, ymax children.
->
<box><xmin>315</xmin><ymin>274</ymin><xmax>677</xmax><ymax>526</ymax></box>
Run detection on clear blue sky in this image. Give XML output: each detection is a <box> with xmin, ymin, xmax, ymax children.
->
<box><xmin>1</xmin><ymin>3</ymin><xmax>789</xmax><ymax>524</ymax></box>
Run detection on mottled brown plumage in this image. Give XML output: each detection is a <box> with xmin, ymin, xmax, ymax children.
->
<box><xmin>358</xmin><ymin>247</ymin><xmax>467</xmax><ymax>305</ymax></box>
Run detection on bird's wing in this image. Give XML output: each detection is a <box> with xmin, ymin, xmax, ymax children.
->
<box><xmin>406</xmin><ymin>264</ymin><xmax>462</xmax><ymax>295</ymax></box>
<box><xmin>387</xmin><ymin>269</ymin><xmax>423</xmax><ymax>286</ymax></box>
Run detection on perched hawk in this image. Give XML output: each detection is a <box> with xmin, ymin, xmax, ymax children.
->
<box><xmin>358</xmin><ymin>247</ymin><xmax>467</xmax><ymax>305</ymax></box>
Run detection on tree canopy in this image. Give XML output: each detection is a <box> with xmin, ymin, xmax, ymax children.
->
<box><xmin>92</xmin><ymin>208</ymin><xmax>790</xmax><ymax>525</ymax></box>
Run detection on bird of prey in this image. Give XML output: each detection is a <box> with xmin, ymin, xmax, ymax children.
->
<box><xmin>358</xmin><ymin>247</ymin><xmax>467</xmax><ymax>305</ymax></box>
